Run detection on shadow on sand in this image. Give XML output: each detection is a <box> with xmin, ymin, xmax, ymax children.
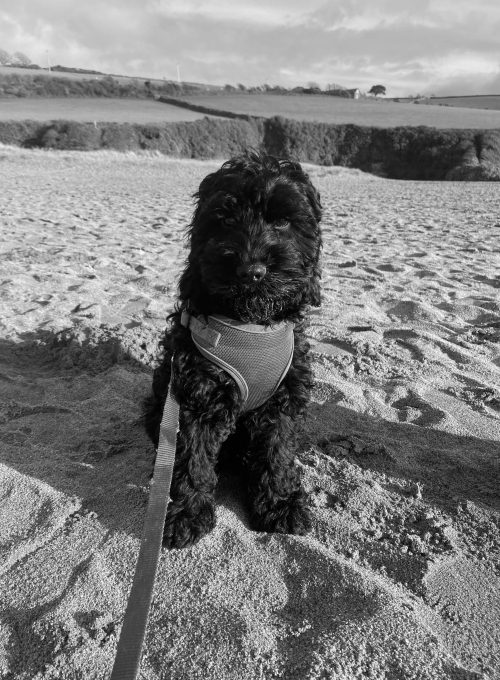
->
<box><xmin>0</xmin><ymin>325</ymin><xmax>498</xmax><ymax>546</ymax></box>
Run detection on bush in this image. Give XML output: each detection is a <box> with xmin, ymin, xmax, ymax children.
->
<box><xmin>100</xmin><ymin>123</ymin><xmax>139</xmax><ymax>151</ymax></box>
<box><xmin>262</xmin><ymin>117</ymin><xmax>500</xmax><ymax>180</ymax></box>
<box><xmin>0</xmin><ymin>120</ymin><xmax>43</xmax><ymax>146</ymax></box>
<box><xmin>37</xmin><ymin>122</ymin><xmax>102</xmax><ymax>150</ymax></box>
<box><xmin>134</xmin><ymin>118</ymin><xmax>263</xmax><ymax>158</ymax></box>
<box><xmin>372</xmin><ymin>127</ymin><xmax>475</xmax><ymax>179</ymax></box>
<box><xmin>263</xmin><ymin>117</ymin><xmax>372</xmax><ymax>167</ymax></box>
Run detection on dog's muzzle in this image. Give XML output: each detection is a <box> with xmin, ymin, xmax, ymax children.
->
<box><xmin>236</xmin><ymin>262</ymin><xmax>267</xmax><ymax>283</ymax></box>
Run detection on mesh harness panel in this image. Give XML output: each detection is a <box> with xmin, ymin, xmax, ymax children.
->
<box><xmin>181</xmin><ymin>311</ymin><xmax>294</xmax><ymax>411</ymax></box>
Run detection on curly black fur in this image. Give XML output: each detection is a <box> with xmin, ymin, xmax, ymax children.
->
<box><xmin>144</xmin><ymin>150</ymin><xmax>322</xmax><ymax>548</ymax></box>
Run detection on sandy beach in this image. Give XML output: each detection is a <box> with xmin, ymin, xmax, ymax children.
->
<box><xmin>0</xmin><ymin>146</ymin><xmax>499</xmax><ymax>679</ymax></box>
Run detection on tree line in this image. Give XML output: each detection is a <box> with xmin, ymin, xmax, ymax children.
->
<box><xmin>0</xmin><ymin>49</ymin><xmax>387</xmax><ymax>98</ymax></box>
<box><xmin>0</xmin><ymin>49</ymin><xmax>32</xmax><ymax>66</ymax></box>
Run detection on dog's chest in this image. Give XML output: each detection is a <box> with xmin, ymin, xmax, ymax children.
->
<box><xmin>181</xmin><ymin>312</ymin><xmax>294</xmax><ymax>411</ymax></box>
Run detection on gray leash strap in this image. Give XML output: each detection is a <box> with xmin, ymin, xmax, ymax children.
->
<box><xmin>110</xmin><ymin>382</ymin><xmax>179</xmax><ymax>680</ymax></box>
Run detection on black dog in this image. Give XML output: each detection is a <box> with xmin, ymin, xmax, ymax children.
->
<box><xmin>144</xmin><ymin>151</ymin><xmax>322</xmax><ymax>549</ymax></box>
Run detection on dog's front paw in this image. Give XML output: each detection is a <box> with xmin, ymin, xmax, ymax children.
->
<box><xmin>163</xmin><ymin>498</ymin><xmax>216</xmax><ymax>549</ymax></box>
<box><xmin>252</xmin><ymin>490</ymin><xmax>311</xmax><ymax>536</ymax></box>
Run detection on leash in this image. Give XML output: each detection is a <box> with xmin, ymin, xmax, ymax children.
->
<box><xmin>109</xmin><ymin>312</ymin><xmax>294</xmax><ymax>678</ymax></box>
<box><xmin>110</xmin><ymin>366</ymin><xmax>178</xmax><ymax>680</ymax></box>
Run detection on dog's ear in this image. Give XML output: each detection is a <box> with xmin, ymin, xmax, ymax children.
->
<box><xmin>178</xmin><ymin>263</ymin><xmax>194</xmax><ymax>303</ymax></box>
<box><xmin>277</xmin><ymin>159</ymin><xmax>322</xmax><ymax>223</ymax></box>
<box><xmin>304</xmin><ymin>182</ymin><xmax>322</xmax><ymax>222</ymax></box>
<box><xmin>305</xmin><ymin>265</ymin><xmax>322</xmax><ymax>307</ymax></box>
<box><xmin>194</xmin><ymin>154</ymin><xmax>252</xmax><ymax>206</ymax></box>
<box><xmin>301</xmin><ymin>174</ymin><xmax>322</xmax><ymax>307</ymax></box>
<box><xmin>191</xmin><ymin>175</ymin><xmax>218</xmax><ymax>225</ymax></box>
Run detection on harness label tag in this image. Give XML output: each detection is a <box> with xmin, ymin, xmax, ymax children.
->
<box><xmin>181</xmin><ymin>311</ymin><xmax>221</xmax><ymax>347</ymax></box>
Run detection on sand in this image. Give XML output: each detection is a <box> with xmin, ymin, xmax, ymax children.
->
<box><xmin>0</xmin><ymin>145</ymin><xmax>499</xmax><ymax>680</ymax></box>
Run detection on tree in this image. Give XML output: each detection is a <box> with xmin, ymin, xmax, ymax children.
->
<box><xmin>327</xmin><ymin>82</ymin><xmax>344</xmax><ymax>91</ymax></box>
<box><xmin>0</xmin><ymin>48</ymin><xmax>12</xmax><ymax>65</ymax></box>
<box><xmin>13</xmin><ymin>51</ymin><xmax>32</xmax><ymax>66</ymax></box>
<box><xmin>369</xmin><ymin>84</ymin><xmax>386</xmax><ymax>97</ymax></box>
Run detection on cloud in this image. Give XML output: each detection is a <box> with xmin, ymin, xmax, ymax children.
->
<box><xmin>151</xmin><ymin>0</ymin><xmax>313</xmax><ymax>27</ymax></box>
<box><xmin>0</xmin><ymin>1</ymin><xmax>499</xmax><ymax>95</ymax></box>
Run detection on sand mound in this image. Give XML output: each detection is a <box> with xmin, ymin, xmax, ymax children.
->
<box><xmin>0</xmin><ymin>147</ymin><xmax>498</xmax><ymax>679</ymax></box>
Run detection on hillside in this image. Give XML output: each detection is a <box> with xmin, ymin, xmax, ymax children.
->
<box><xmin>176</xmin><ymin>93</ymin><xmax>500</xmax><ymax>129</ymax></box>
<box><xmin>0</xmin><ymin>68</ymin><xmax>210</xmax><ymax>100</ymax></box>
<box><xmin>408</xmin><ymin>95</ymin><xmax>500</xmax><ymax>111</ymax></box>
<box><xmin>0</xmin><ymin>65</ymin><xmax>221</xmax><ymax>91</ymax></box>
<box><xmin>1</xmin><ymin>69</ymin><xmax>500</xmax><ymax>180</ymax></box>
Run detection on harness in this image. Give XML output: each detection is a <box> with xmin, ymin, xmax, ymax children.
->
<box><xmin>181</xmin><ymin>310</ymin><xmax>294</xmax><ymax>411</ymax></box>
<box><xmin>110</xmin><ymin>312</ymin><xmax>295</xmax><ymax>680</ymax></box>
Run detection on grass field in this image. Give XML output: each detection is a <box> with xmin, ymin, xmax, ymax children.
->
<box><xmin>0</xmin><ymin>97</ymin><xmax>215</xmax><ymax>123</ymax></box>
<box><xmin>181</xmin><ymin>93</ymin><xmax>500</xmax><ymax>129</ymax></box>
<box><xmin>427</xmin><ymin>95</ymin><xmax>500</xmax><ymax>110</ymax></box>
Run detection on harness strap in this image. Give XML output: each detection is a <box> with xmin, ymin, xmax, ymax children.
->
<box><xmin>181</xmin><ymin>310</ymin><xmax>249</xmax><ymax>402</ymax></box>
<box><xmin>109</xmin><ymin>368</ymin><xmax>178</xmax><ymax>680</ymax></box>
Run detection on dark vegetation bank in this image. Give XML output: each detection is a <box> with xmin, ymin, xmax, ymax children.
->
<box><xmin>0</xmin><ymin>70</ymin><xmax>199</xmax><ymax>99</ymax></box>
<box><xmin>263</xmin><ymin>116</ymin><xmax>500</xmax><ymax>180</ymax></box>
<box><xmin>0</xmin><ymin>118</ymin><xmax>264</xmax><ymax>159</ymax></box>
<box><xmin>1</xmin><ymin>115</ymin><xmax>499</xmax><ymax>180</ymax></box>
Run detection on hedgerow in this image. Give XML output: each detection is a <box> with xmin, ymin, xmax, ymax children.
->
<box><xmin>0</xmin><ymin>72</ymin><xmax>211</xmax><ymax>99</ymax></box>
<box><xmin>0</xmin><ymin>114</ymin><xmax>498</xmax><ymax>180</ymax></box>
<box><xmin>0</xmin><ymin>117</ymin><xmax>264</xmax><ymax>157</ymax></box>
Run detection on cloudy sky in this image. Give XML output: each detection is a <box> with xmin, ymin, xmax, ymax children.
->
<box><xmin>1</xmin><ymin>0</ymin><xmax>499</xmax><ymax>96</ymax></box>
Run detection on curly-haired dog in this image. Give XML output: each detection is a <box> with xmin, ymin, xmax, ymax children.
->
<box><xmin>144</xmin><ymin>151</ymin><xmax>322</xmax><ymax>549</ymax></box>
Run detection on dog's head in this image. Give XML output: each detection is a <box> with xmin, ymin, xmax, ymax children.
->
<box><xmin>179</xmin><ymin>151</ymin><xmax>322</xmax><ymax>324</ymax></box>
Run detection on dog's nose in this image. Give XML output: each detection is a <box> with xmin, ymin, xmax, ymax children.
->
<box><xmin>237</xmin><ymin>263</ymin><xmax>267</xmax><ymax>283</ymax></box>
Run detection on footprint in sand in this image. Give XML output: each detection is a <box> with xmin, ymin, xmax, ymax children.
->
<box><xmin>33</xmin><ymin>295</ymin><xmax>53</xmax><ymax>307</ymax></box>
<box><xmin>383</xmin><ymin>329</ymin><xmax>426</xmax><ymax>363</ymax></box>
<box><xmin>413</xmin><ymin>270</ymin><xmax>439</xmax><ymax>279</ymax></box>
<box><xmin>376</xmin><ymin>263</ymin><xmax>405</xmax><ymax>273</ymax></box>
<box><xmin>388</xmin><ymin>388</ymin><xmax>447</xmax><ymax>426</ymax></box>
<box><xmin>311</xmin><ymin>337</ymin><xmax>356</xmax><ymax>358</ymax></box>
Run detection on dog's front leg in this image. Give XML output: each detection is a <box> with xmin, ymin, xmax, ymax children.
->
<box><xmin>243</xmin><ymin>400</ymin><xmax>311</xmax><ymax>536</ymax></box>
<box><xmin>163</xmin><ymin>379</ymin><xmax>240</xmax><ymax>549</ymax></box>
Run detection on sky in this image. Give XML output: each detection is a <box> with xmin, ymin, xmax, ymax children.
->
<box><xmin>1</xmin><ymin>0</ymin><xmax>499</xmax><ymax>97</ymax></box>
